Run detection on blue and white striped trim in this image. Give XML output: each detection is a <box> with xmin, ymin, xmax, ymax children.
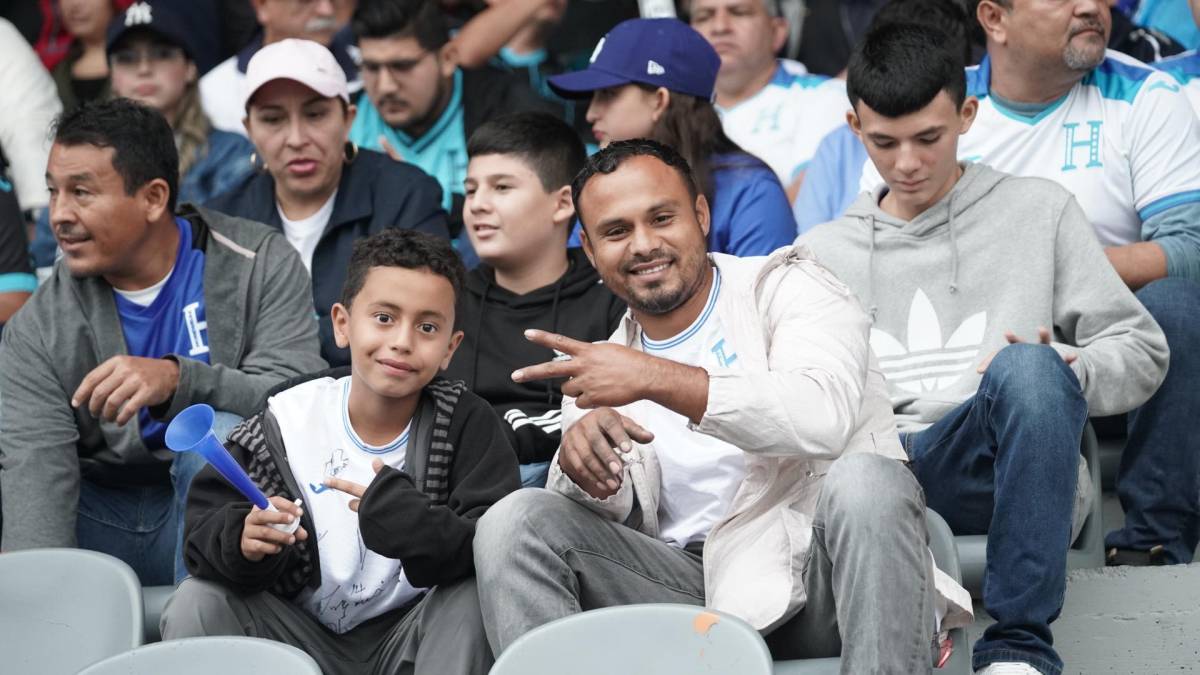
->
<box><xmin>341</xmin><ymin>379</ymin><xmax>410</xmax><ymax>454</ymax></box>
<box><xmin>641</xmin><ymin>268</ymin><xmax>721</xmax><ymax>351</ymax></box>
<box><xmin>1138</xmin><ymin>190</ymin><xmax>1200</xmax><ymax>221</ymax></box>
<box><xmin>0</xmin><ymin>272</ymin><xmax>37</xmax><ymax>293</ymax></box>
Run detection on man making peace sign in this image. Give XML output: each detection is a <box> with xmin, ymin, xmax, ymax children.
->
<box><xmin>472</xmin><ymin>139</ymin><xmax>972</xmax><ymax>672</ymax></box>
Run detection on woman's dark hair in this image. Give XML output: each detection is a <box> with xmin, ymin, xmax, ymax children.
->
<box><xmin>341</xmin><ymin>228</ymin><xmax>465</xmax><ymax>307</ymax></box>
<box><xmin>52</xmin><ymin>98</ymin><xmax>179</xmax><ymax>212</ymax></box>
<box><xmin>644</xmin><ymin>87</ymin><xmax>745</xmax><ymax>209</ymax></box>
<box><xmin>352</xmin><ymin>0</ymin><xmax>449</xmax><ymax>52</ymax></box>
<box><xmin>846</xmin><ymin>22</ymin><xmax>967</xmax><ymax>118</ymax></box>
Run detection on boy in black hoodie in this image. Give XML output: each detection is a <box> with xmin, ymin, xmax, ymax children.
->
<box><xmin>160</xmin><ymin>229</ymin><xmax>519</xmax><ymax>675</ymax></box>
<box><xmin>445</xmin><ymin>112</ymin><xmax>625</xmax><ymax>487</ymax></box>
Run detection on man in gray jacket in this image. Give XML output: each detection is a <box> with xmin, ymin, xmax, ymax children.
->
<box><xmin>800</xmin><ymin>24</ymin><xmax>1168</xmax><ymax>675</ymax></box>
<box><xmin>0</xmin><ymin>99</ymin><xmax>326</xmax><ymax>585</ymax></box>
<box><xmin>474</xmin><ymin>139</ymin><xmax>972</xmax><ymax>672</ymax></box>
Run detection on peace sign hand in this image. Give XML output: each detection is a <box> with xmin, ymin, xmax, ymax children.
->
<box><xmin>512</xmin><ymin>329</ymin><xmax>653</xmax><ymax>409</ymax></box>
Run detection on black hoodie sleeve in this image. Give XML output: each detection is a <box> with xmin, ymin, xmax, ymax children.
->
<box><xmin>182</xmin><ymin>418</ymin><xmax>298</xmax><ymax>594</ymax></box>
<box><xmin>356</xmin><ymin>393</ymin><xmax>521</xmax><ymax>588</ymax></box>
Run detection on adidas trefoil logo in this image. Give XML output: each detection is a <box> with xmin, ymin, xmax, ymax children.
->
<box><xmin>647</xmin><ymin>60</ymin><xmax>666</xmax><ymax>76</ymax></box>
<box><xmin>870</xmin><ymin>288</ymin><xmax>986</xmax><ymax>394</ymax></box>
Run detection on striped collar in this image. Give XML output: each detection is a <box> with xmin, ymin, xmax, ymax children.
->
<box><xmin>641</xmin><ymin>268</ymin><xmax>722</xmax><ymax>352</ymax></box>
<box><xmin>340</xmin><ymin>379</ymin><xmax>411</xmax><ymax>454</ymax></box>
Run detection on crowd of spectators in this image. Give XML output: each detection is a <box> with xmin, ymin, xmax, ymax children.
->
<box><xmin>1</xmin><ymin>0</ymin><xmax>1199</xmax><ymax>673</ymax></box>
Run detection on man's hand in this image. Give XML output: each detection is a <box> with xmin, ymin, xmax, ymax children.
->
<box><xmin>976</xmin><ymin>326</ymin><xmax>1078</xmax><ymax>373</ymax></box>
<box><xmin>512</xmin><ymin>330</ymin><xmax>654</xmax><ymax>409</ymax></box>
<box><xmin>379</xmin><ymin>136</ymin><xmax>404</xmax><ymax>163</ymax></box>
<box><xmin>324</xmin><ymin>458</ymin><xmax>385</xmax><ymax>512</ymax></box>
<box><xmin>240</xmin><ymin>496</ymin><xmax>308</xmax><ymax>562</ymax></box>
<box><xmin>559</xmin><ymin>407</ymin><xmax>654</xmax><ymax>500</ymax></box>
<box><xmin>71</xmin><ymin>356</ymin><xmax>180</xmax><ymax>425</ymax></box>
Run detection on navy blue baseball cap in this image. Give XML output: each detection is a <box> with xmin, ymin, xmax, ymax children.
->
<box><xmin>106</xmin><ymin>1</ymin><xmax>198</xmax><ymax>62</ymax></box>
<box><xmin>548</xmin><ymin>18</ymin><xmax>721</xmax><ymax>101</ymax></box>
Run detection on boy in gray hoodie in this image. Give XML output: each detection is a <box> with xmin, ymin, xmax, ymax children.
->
<box><xmin>799</xmin><ymin>24</ymin><xmax>1168</xmax><ymax>675</ymax></box>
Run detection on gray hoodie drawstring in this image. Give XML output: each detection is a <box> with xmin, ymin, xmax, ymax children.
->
<box><xmin>947</xmin><ymin>193</ymin><xmax>959</xmax><ymax>294</ymax></box>
<box><xmin>866</xmin><ymin>214</ymin><xmax>878</xmax><ymax>322</ymax></box>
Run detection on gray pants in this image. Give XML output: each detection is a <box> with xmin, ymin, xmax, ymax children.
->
<box><xmin>474</xmin><ymin>452</ymin><xmax>936</xmax><ymax>674</ymax></box>
<box><xmin>161</xmin><ymin>577</ymin><xmax>493</xmax><ymax>675</ymax></box>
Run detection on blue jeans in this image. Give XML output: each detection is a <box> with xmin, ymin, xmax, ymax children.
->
<box><xmin>902</xmin><ymin>344</ymin><xmax>1085</xmax><ymax>675</ymax></box>
<box><xmin>518</xmin><ymin>461</ymin><xmax>551</xmax><ymax>489</ymax></box>
<box><xmin>75</xmin><ymin>412</ymin><xmax>242</xmax><ymax>585</ymax></box>
<box><xmin>1105</xmin><ymin>278</ymin><xmax>1200</xmax><ymax>563</ymax></box>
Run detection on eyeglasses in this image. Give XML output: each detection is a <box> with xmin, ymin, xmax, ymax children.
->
<box><xmin>360</xmin><ymin>51</ymin><xmax>435</xmax><ymax>80</ymax></box>
<box><xmin>110</xmin><ymin>45</ymin><xmax>186</xmax><ymax>68</ymax></box>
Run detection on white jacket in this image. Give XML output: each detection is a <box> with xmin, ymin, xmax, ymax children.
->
<box><xmin>547</xmin><ymin>245</ymin><xmax>973</xmax><ymax>632</ymax></box>
<box><xmin>0</xmin><ymin>19</ymin><xmax>62</xmax><ymax>211</ymax></box>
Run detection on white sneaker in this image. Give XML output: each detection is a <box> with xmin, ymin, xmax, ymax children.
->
<box><xmin>976</xmin><ymin>663</ymin><xmax>1042</xmax><ymax>675</ymax></box>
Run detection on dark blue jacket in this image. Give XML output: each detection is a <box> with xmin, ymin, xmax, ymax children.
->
<box><xmin>205</xmin><ymin>149</ymin><xmax>449</xmax><ymax>366</ymax></box>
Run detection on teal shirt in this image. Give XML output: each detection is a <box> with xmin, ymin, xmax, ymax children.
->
<box><xmin>350</xmin><ymin>70</ymin><xmax>467</xmax><ymax>213</ymax></box>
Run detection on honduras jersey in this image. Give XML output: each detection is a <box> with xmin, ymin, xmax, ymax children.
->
<box><xmin>1156</xmin><ymin>50</ymin><xmax>1200</xmax><ymax>114</ymax></box>
<box><xmin>350</xmin><ymin>69</ymin><xmax>467</xmax><ymax>215</ymax></box>
<box><xmin>716</xmin><ymin>59</ymin><xmax>849</xmax><ymax>190</ymax></box>
<box><xmin>861</xmin><ymin>51</ymin><xmax>1200</xmax><ymax>248</ymax></box>
<box><xmin>113</xmin><ymin>217</ymin><xmax>210</xmax><ymax>449</ymax></box>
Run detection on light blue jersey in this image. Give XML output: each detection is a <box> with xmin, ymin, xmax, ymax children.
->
<box><xmin>716</xmin><ymin>59</ymin><xmax>849</xmax><ymax>191</ymax></box>
<box><xmin>1156</xmin><ymin>49</ymin><xmax>1200</xmax><ymax>114</ymax></box>
<box><xmin>350</xmin><ymin>70</ymin><xmax>468</xmax><ymax>213</ymax></box>
<box><xmin>862</xmin><ymin>51</ymin><xmax>1200</xmax><ymax>272</ymax></box>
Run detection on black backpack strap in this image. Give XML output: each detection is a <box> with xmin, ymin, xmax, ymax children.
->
<box><xmin>418</xmin><ymin>377</ymin><xmax>465</xmax><ymax>505</ymax></box>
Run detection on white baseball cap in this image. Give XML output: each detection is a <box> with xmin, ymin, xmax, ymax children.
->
<box><xmin>243</xmin><ymin>38</ymin><xmax>350</xmax><ymax>110</ymax></box>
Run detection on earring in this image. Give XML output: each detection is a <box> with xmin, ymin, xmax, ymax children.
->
<box><xmin>344</xmin><ymin>141</ymin><xmax>359</xmax><ymax>164</ymax></box>
<box><xmin>249</xmin><ymin>151</ymin><xmax>268</xmax><ymax>172</ymax></box>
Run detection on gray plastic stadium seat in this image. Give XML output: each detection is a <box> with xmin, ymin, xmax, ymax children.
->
<box><xmin>957</xmin><ymin>423</ymin><xmax>1105</xmax><ymax>597</ymax></box>
<box><xmin>490</xmin><ymin>603</ymin><xmax>774</xmax><ymax>675</ymax></box>
<box><xmin>142</xmin><ymin>585</ymin><xmax>175</xmax><ymax>642</ymax></box>
<box><xmin>772</xmin><ymin>508</ymin><xmax>971</xmax><ymax>674</ymax></box>
<box><xmin>77</xmin><ymin>636</ymin><xmax>322</xmax><ymax>675</ymax></box>
<box><xmin>0</xmin><ymin>548</ymin><xmax>143</xmax><ymax>674</ymax></box>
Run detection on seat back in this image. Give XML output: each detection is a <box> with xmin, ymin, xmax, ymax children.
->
<box><xmin>78</xmin><ymin>636</ymin><xmax>322</xmax><ymax>675</ymax></box>
<box><xmin>0</xmin><ymin>548</ymin><xmax>143</xmax><ymax>674</ymax></box>
<box><xmin>490</xmin><ymin>603</ymin><xmax>774</xmax><ymax>675</ymax></box>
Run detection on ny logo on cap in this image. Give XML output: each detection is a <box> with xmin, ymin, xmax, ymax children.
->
<box><xmin>125</xmin><ymin>1</ymin><xmax>153</xmax><ymax>26</ymax></box>
<box><xmin>647</xmin><ymin>60</ymin><xmax>665</xmax><ymax>76</ymax></box>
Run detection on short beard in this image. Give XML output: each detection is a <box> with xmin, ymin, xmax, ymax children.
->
<box><xmin>1063</xmin><ymin>42</ymin><xmax>1105</xmax><ymax>71</ymax></box>
<box><xmin>627</xmin><ymin>283</ymin><xmax>692</xmax><ymax>315</ymax></box>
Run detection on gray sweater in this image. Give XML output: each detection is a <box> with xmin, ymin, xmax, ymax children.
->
<box><xmin>0</xmin><ymin>205</ymin><xmax>327</xmax><ymax>550</ymax></box>
<box><xmin>800</xmin><ymin>163</ymin><xmax>1169</xmax><ymax>432</ymax></box>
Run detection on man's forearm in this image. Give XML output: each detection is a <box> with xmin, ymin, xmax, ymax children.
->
<box><xmin>1105</xmin><ymin>242</ymin><xmax>1167</xmax><ymax>290</ymax></box>
<box><xmin>642</xmin><ymin>357</ymin><xmax>709</xmax><ymax>425</ymax></box>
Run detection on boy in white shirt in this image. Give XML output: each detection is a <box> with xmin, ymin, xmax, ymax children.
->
<box><xmin>160</xmin><ymin>229</ymin><xmax>520</xmax><ymax>675</ymax></box>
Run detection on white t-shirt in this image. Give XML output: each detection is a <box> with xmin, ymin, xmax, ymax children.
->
<box><xmin>199</xmin><ymin>56</ymin><xmax>247</xmax><ymax>137</ymax></box>
<box><xmin>634</xmin><ymin>269</ymin><xmax>747</xmax><ymax>548</ymax></box>
<box><xmin>269</xmin><ymin>376</ymin><xmax>423</xmax><ymax>634</ymax></box>
<box><xmin>278</xmin><ymin>190</ymin><xmax>337</xmax><ymax>273</ymax></box>
<box><xmin>717</xmin><ymin>59</ymin><xmax>849</xmax><ymax>189</ymax></box>
<box><xmin>112</xmin><ymin>266</ymin><xmax>172</xmax><ymax>307</ymax></box>
<box><xmin>861</xmin><ymin>51</ymin><xmax>1200</xmax><ymax>246</ymax></box>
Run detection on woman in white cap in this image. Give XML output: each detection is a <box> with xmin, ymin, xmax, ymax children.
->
<box><xmin>548</xmin><ymin>17</ymin><xmax>797</xmax><ymax>257</ymax></box>
<box><xmin>207</xmin><ymin>38</ymin><xmax>451</xmax><ymax>367</ymax></box>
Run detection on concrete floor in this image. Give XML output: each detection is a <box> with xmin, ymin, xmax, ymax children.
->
<box><xmin>965</xmin><ymin>495</ymin><xmax>1200</xmax><ymax>674</ymax></box>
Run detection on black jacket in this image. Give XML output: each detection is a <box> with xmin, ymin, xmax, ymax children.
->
<box><xmin>443</xmin><ymin>248</ymin><xmax>626</xmax><ymax>464</ymax></box>
<box><xmin>206</xmin><ymin>149</ymin><xmax>450</xmax><ymax>366</ymax></box>
<box><xmin>182</xmin><ymin>371</ymin><xmax>520</xmax><ymax>597</ymax></box>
